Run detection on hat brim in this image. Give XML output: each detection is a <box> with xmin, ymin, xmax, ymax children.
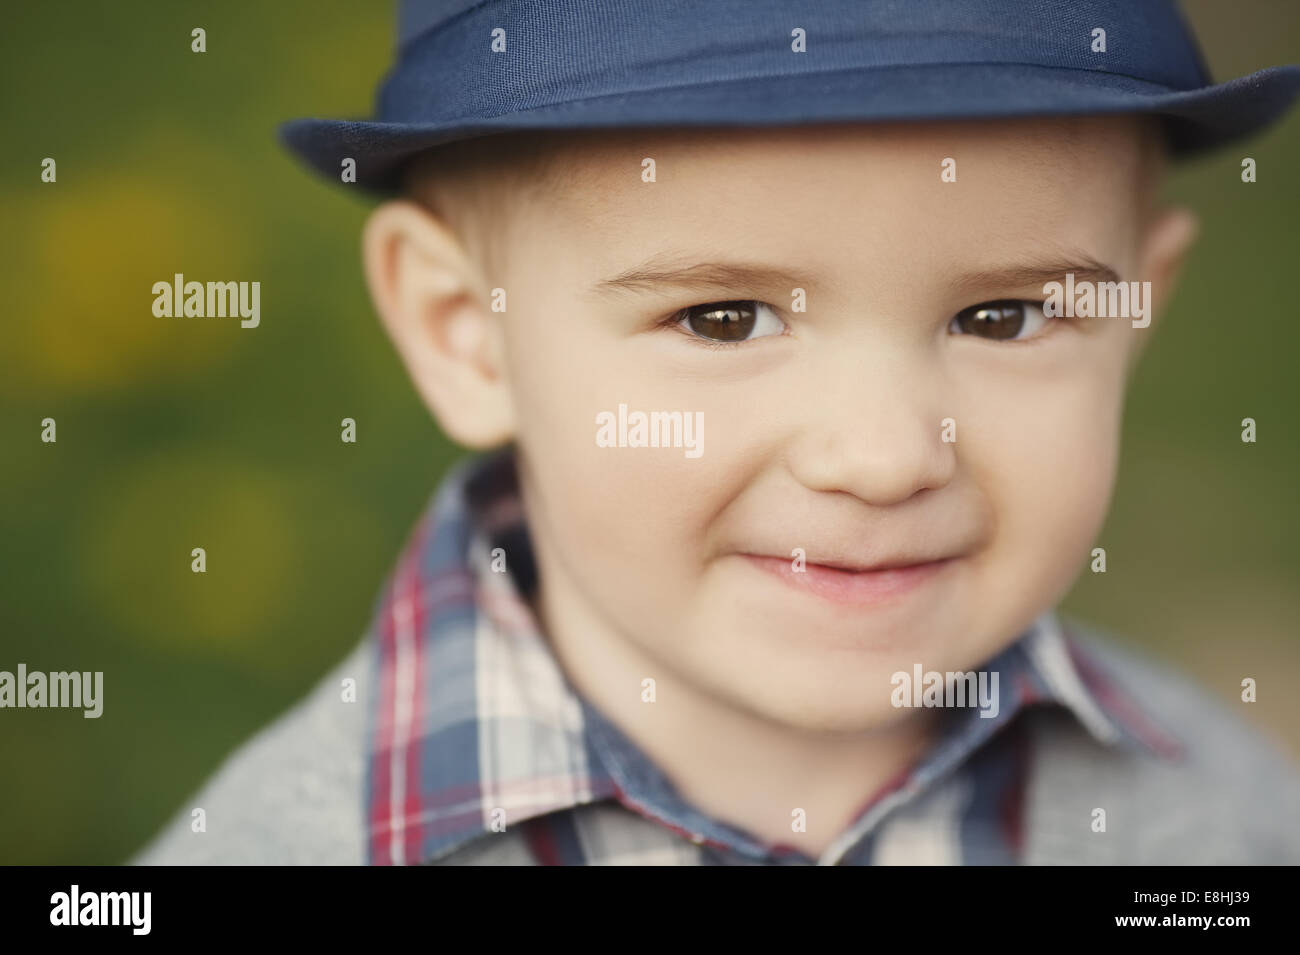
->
<box><xmin>280</xmin><ymin>62</ymin><xmax>1300</xmax><ymax>193</ymax></box>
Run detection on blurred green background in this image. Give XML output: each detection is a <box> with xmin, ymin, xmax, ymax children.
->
<box><xmin>0</xmin><ymin>1</ymin><xmax>1296</xmax><ymax>864</ymax></box>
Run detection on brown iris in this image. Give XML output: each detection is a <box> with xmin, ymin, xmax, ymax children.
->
<box><xmin>684</xmin><ymin>301</ymin><xmax>757</xmax><ymax>342</ymax></box>
<box><xmin>952</xmin><ymin>300</ymin><xmax>1029</xmax><ymax>340</ymax></box>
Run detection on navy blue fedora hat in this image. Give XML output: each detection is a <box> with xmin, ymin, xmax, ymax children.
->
<box><xmin>280</xmin><ymin>0</ymin><xmax>1300</xmax><ymax>192</ymax></box>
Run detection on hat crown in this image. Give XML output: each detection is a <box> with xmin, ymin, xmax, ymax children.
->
<box><xmin>395</xmin><ymin>0</ymin><xmax>1207</xmax><ymax>74</ymax></box>
<box><xmin>398</xmin><ymin>0</ymin><xmax>486</xmax><ymax>51</ymax></box>
<box><xmin>381</xmin><ymin>0</ymin><xmax>1211</xmax><ymax>126</ymax></box>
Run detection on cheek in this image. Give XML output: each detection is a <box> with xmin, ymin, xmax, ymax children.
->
<box><xmin>502</xmin><ymin>306</ymin><xmax>744</xmax><ymax>601</ymax></box>
<box><xmin>1000</xmin><ymin>413</ymin><xmax>1118</xmax><ymax>557</ymax></box>
<box><xmin>960</xmin><ymin>349</ymin><xmax>1126</xmax><ymax>595</ymax></box>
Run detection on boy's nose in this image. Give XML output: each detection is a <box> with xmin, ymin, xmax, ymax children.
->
<box><xmin>783</xmin><ymin>358</ymin><xmax>957</xmax><ymax>507</ymax></box>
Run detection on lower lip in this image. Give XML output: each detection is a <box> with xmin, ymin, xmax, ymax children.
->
<box><xmin>742</xmin><ymin>554</ymin><xmax>954</xmax><ymax>606</ymax></box>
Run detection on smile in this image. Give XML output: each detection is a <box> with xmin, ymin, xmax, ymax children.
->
<box><xmin>741</xmin><ymin>553</ymin><xmax>955</xmax><ymax>606</ymax></box>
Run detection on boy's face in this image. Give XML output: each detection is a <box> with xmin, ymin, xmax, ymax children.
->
<box><xmin>370</xmin><ymin>117</ymin><xmax>1193</xmax><ymax>732</ymax></box>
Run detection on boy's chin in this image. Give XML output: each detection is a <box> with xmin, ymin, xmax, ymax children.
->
<box><xmin>702</xmin><ymin>659</ymin><xmax>945</xmax><ymax>735</ymax></box>
<box><xmin>740</xmin><ymin>692</ymin><xmax>933</xmax><ymax>736</ymax></box>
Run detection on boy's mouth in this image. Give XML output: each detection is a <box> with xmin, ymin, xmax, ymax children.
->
<box><xmin>739</xmin><ymin>552</ymin><xmax>956</xmax><ymax>606</ymax></box>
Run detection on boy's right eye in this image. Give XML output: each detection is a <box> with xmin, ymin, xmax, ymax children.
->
<box><xmin>948</xmin><ymin>299</ymin><xmax>1051</xmax><ymax>342</ymax></box>
<box><xmin>672</xmin><ymin>300</ymin><xmax>786</xmax><ymax>344</ymax></box>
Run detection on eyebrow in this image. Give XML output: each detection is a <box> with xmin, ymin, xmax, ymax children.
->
<box><xmin>590</xmin><ymin>254</ymin><xmax>814</xmax><ymax>298</ymax></box>
<box><xmin>589</xmin><ymin>252</ymin><xmax>1123</xmax><ymax>300</ymax></box>
<box><xmin>947</xmin><ymin>257</ymin><xmax>1123</xmax><ymax>297</ymax></box>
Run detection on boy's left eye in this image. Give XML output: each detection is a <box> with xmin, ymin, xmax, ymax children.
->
<box><xmin>948</xmin><ymin>299</ymin><xmax>1050</xmax><ymax>341</ymax></box>
<box><xmin>673</xmin><ymin>300</ymin><xmax>786</xmax><ymax>344</ymax></box>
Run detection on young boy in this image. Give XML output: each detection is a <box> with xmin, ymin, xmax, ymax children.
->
<box><xmin>136</xmin><ymin>0</ymin><xmax>1300</xmax><ymax>864</ymax></box>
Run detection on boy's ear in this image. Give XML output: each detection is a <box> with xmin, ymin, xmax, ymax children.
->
<box><xmin>362</xmin><ymin>200</ymin><xmax>515</xmax><ymax>448</ymax></box>
<box><xmin>1131</xmin><ymin>203</ymin><xmax>1199</xmax><ymax>363</ymax></box>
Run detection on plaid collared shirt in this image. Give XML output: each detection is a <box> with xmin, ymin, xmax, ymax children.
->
<box><xmin>365</xmin><ymin>448</ymin><xmax>1184</xmax><ymax>866</ymax></box>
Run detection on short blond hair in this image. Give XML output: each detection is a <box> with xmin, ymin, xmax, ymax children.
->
<box><xmin>400</xmin><ymin>130</ymin><xmax>579</xmax><ymax>282</ymax></box>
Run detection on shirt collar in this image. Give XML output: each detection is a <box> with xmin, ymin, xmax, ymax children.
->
<box><xmin>364</xmin><ymin>447</ymin><xmax>1182</xmax><ymax>865</ymax></box>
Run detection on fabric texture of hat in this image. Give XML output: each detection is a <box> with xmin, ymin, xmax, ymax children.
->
<box><xmin>280</xmin><ymin>0</ymin><xmax>1300</xmax><ymax>193</ymax></box>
